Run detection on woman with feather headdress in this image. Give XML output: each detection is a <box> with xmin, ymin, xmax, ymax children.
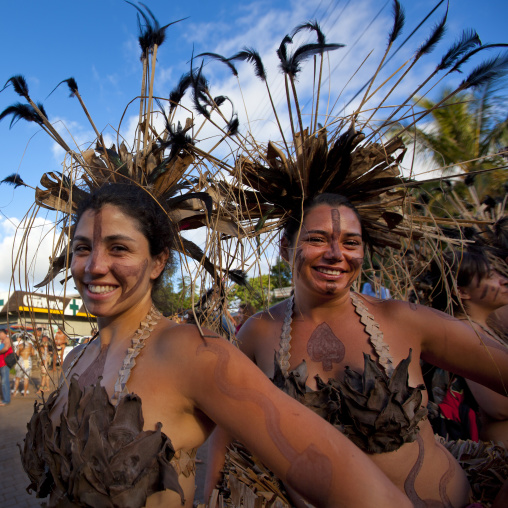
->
<box><xmin>204</xmin><ymin>3</ymin><xmax>508</xmax><ymax>506</ymax></box>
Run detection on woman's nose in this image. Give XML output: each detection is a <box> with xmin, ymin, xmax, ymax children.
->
<box><xmin>85</xmin><ymin>247</ymin><xmax>109</xmax><ymax>274</ymax></box>
<box><xmin>324</xmin><ymin>241</ymin><xmax>344</xmax><ymax>260</ymax></box>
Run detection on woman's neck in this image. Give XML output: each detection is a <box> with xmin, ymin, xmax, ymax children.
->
<box><xmin>96</xmin><ymin>297</ymin><xmax>154</xmax><ymax>346</ymax></box>
<box><xmin>294</xmin><ymin>288</ymin><xmax>352</xmax><ymax>319</ymax></box>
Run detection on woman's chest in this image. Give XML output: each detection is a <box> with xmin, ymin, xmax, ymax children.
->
<box><xmin>257</xmin><ymin>317</ymin><xmax>424</xmax><ymax>390</ymax></box>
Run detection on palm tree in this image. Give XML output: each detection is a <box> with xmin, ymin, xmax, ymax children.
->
<box><xmin>407</xmin><ymin>82</ymin><xmax>508</xmax><ymax>207</ymax></box>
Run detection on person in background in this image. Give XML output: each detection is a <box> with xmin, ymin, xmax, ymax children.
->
<box><xmin>0</xmin><ymin>328</ymin><xmax>13</xmax><ymax>406</ymax></box>
<box><xmin>13</xmin><ymin>333</ymin><xmax>36</xmax><ymax>397</ymax></box>
<box><xmin>235</xmin><ymin>303</ymin><xmax>256</xmax><ymax>334</ymax></box>
<box><xmin>36</xmin><ymin>329</ymin><xmax>51</xmax><ymax>393</ymax></box>
<box><xmin>52</xmin><ymin>326</ymin><xmax>68</xmax><ymax>370</ymax></box>
<box><xmin>361</xmin><ymin>270</ymin><xmax>391</xmax><ymax>300</ymax></box>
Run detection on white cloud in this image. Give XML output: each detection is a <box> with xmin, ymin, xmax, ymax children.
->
<box><xmin>0</xmin><ymin>214</ymin><xmax>61</xmax><ymax>294</ymax></box>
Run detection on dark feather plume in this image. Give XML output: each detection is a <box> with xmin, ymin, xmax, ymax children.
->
<box><xmin>437</xmin><ymin>29</ymin><xmax>481</xmax><ymax>70</ymax></box>
<box><xmin>1</xmin><ymin>173</ymin><xmax>28</xmax><ymax>188</ymax></box>
<box><xmin>3</xmin><ymin>75</ymin><xmax>30</xmax><ymax>98</ymax></box>
<box><xmin>0</xmin><ymin>103</ymin><xmax>47</xmax><ymax>127</ymax></box>
<box><xmin>125</xmin><ymin>0</ymin><xmax>187</xmax><ymax>55</ymax></box>
<box><xmin>195</xmin><ymin>52</ymin><xmax>238</xmax><ymax>77</ymax></box>
<box><xmin>415</xmin><ymin>11</ymin><xmax>447</xmax><ymax>59</ymax></box>
<box><xmin>169</xmin><ymin>72</ymin><xmax>193</xmax><ymax>110</ymax></box>
<box><xmin>291</xmin><ymin>20</ymin><xmax>326</xmax><ymax>45</ymax></box>
<box><xmin>47</xmin><ymin>78</ymin><xmax>79</xmax><ymax>99</ymax></box>
<box><xmin>451</xmin><ymin>44</ymin><xmax>508</xmax><ymax>74</ymax></box>
<box><xmin>229</xmin><ymin>48</ymin><xmax>267</xmax><ymax>81</ymax></box>
<box><xmin>461</xmin><ymin>52</ymin><xmax>508</xmax><ymax>89</ymax></box>
<box><xmin>388</xmin><ymin>0</ymin><xmax>405</xmax><ymax>45</ymax></box>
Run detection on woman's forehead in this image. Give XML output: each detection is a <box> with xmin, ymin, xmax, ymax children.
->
<box><xmin>303</xmin><ymin>204</ymin><xmax>361</xmax><ymax>230</ymax></box>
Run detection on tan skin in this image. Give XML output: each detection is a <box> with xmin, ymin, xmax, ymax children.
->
<box><xmin>457</xmin><ymin>269</ymin><xmax>508</xmax><ymax>448</ymax></box>
<box><xmin>206</xmin><ymin>204</ymin><xmax>508</xmax><ymax>508</ymax></box>
<box><xmin>46</xmin><ymin>203</ymin><xmax>411</xmax><ymax>508</ymax></box>
<box><xmin>13</xmin><ymin>338</ymin><xmax>36</xmax><ymax>396</ymax></box>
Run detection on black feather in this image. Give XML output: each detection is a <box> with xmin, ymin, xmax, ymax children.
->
<box><xmin>125</xmin><ymin>0</ymin><xmax>187</xmax><ymax>55</ymax></box>
<box><xmin>278</xmin><ymin>41</ymin><xmax>344</xmax><ymax>77</ymax></box>
<box><xmin>169</xmin><ymin>72</ymin><xmax>193</xmax><ymax>109</ymax></box>
<box><xmin>227</xmin><ymin>114</ymin><xmax>239</xmax><ymax>136</ymax></box>
<box><xmin>437</xmin><ymin>29</ymin><xmax>481</xmax><ymax>70</ymax></box>
<box><xmin>1</xmin><ymin>173</ymin><xmax>27</xmax><ymax>188</ymax></box>
<box><xmin>47</xmin><ymin>77</ymin><xmax>79</xmax><ymax>99</ymax></box>
<box><xmin>388</xmin><ymin>0</ymin><xmax>405</xmax><ymax>45</ymax></box>
<box><xmin>461</xmin><ymin>52</ymin><xmax>508</xmax><ymax>90</ymax></box>
<box><xmin>229</xmin><ymin>48</ymin><xmax>267</xmax><ymax>81</ymax></box>
<box><xmin>451</xmin><ymin>44</ymin><xmax>508</xmax><ymax>74</ymax></box>
<box><xmin>3</xmin><ymin>75</ymin><xmax>30</xmax><ymax>98</ymax></box>
<box><xmin>195</xmin><ymin>52</ymin><xmax>238</xmax><ymax>77</ymax></box>
<box><xmin>291</xmin><ymin>20</ymin><xmax>326</xmax><ymax>45</ymax></box>
<box><xmin>0</xmin><ymin>102</ymin><xmax>47</xmax><ymax>127</ymax></box>
<box><xmin>415</xmin><ymin>11</ymin><xmax>447</xmax><ymax>59</ymax></box>
<box><xmin>190</xmin><ymin>62</ymin><xmax>212</xmax><ymax>118</ymax></box>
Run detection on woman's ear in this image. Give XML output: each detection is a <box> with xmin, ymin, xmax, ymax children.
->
<box><xmin>280</xmin><ymin>236</ymin><xmax>291</xmax><ymax>263</ymax></box>
<box><xmin>458</xmin><ymin>286</ymin><xmax>471</xmax><ymax>301</ymax></box>
<box><xmin>151</xmin><ymin>248</ymin><xmax>170</xmax><ymax>280</ymax></box>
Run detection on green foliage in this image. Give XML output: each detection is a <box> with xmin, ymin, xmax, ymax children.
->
<box><xmin>269</xmin><ymin>256</ymin><xmax>292</xmax><ymax>288</ymax></box>
<box><xmin>153</xmin><ymin>267</ymin><xmax>193</xmax><ymax>316</ymax></box>
<box><xmin>407</xmin><ymin>84</ymin><xmax>508</xmax><ymax>213</ymax></box>
<box><xmin>230</xmin><ymin>274</ymin><xmax>272</xmax><ymax>311</ymax></box>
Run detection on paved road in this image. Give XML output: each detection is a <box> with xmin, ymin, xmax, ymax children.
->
<box><xmin>0</xmin><ymin>371</ymin><xmax>43</xmax><ymax>507</ymax></box>
<box><xmin>0</xmin><ymin>368</ymin><xmax>209</xmax><ymax>506</ymax></box>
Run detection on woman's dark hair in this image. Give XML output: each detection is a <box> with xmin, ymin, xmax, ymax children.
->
<box><xmin>238</xmin><ymin>302</ymin><xmax>256</xmax><ymax>318</ymax></box>
<box><xmin>431</xmin><ymin>250</ymin><xmax>490</xmax><ymax>314</ymax></box>
<box><xmin>283</xmin><ymin>193</ymin><xmax>363</xmax><ymax>244</ymax></box>
<box><xmin>73</xmin><ymin>183</ymin><xmax>178</xmax><ymax>291</ymax></box>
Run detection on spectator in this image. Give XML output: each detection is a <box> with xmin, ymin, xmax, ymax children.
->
<box><xmin>235</xmin><ymin>303</ymin><xmax>256</xmax><ymax>333</ymax></box>
<box><xmin>13</xmin><ymin>333</ymin><xmax>36</xmax><ymax>397</ymax></box>
<box><xmin>0</xmin><ymin>328</ymin><xmax>13</xmax><ymax>406</ymax></box>
<box><xmin>361</xmin><ymin>273</ymin><xmax>391</xmax><ymax>299</ymax></box>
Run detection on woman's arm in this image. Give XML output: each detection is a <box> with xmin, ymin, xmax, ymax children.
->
<box><xmin>203</xmin><ymin>426</ymin><xmax>233</xmax><ymax>500</ymax></box>
<box><xmin>466</xmin><ymin>379</ymin><xmax>508</xmax><ymax>420</ymax></box>
<box><xmin>182</xmin><ymin>332</ymin><xmax>412</xmax><ymax>508</ymax></box>
<box><xmin>406</xmin><ymin>305</ymin><xmax>508</xmax><ymax>395</ymax></box>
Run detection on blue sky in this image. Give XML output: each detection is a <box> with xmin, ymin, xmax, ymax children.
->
<box><xmin>0</xmin><ymin>0</ymin><xmax>507</xmax><ymax>291</ymax></box>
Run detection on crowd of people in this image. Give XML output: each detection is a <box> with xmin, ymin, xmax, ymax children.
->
<box><xmin>0</xmin><ymin>324</ymin><xmax>91</xmax><ymax>404</ymax></box>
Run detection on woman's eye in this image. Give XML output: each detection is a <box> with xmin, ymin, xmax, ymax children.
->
<box><xmin>111</xmin><ymin>245</ymin><xmax>128</xmax><ymax>253</ymax></box>
<box><xmin>72</xmin><ymin>244</ymin><xmax>89</xmax><ymax>254</ymax></box>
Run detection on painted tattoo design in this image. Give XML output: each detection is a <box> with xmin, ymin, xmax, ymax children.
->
<box><xmin>307</xmin><ymin>323</ymin><xmax>346</xmax><ymax>371</ymax></box>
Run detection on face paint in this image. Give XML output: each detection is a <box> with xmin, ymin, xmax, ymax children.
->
<box><xmin>112</xmin><ymin>259</ymin><xmax>149</xmax><ymax>303</ymax></box>
<box><xmin>295</xmin><ymin>249</ymin><xmax>305</xmax><ymax>278</ymax></box>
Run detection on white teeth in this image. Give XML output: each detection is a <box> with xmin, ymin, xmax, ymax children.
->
<box><xmin>88</xmin><ymin>285</ymin><xmax>116</xmax><ymax>294</ymax></box>
<box><xmin>316</xmin><ymin>268</ymin><xmax>343</xmax><ymax>275</ymax></box>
